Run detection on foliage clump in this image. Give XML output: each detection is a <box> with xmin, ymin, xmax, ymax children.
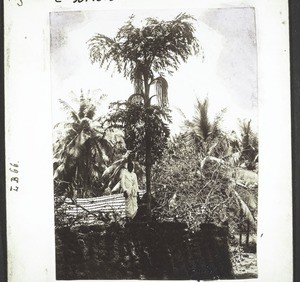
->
<box><xmin>88</xmin><ymin>13</ymin><xmax>200</xmax><ymax>81</ymax></box>
<box><xmin>53</xmin><ymin>91</ymin><xmax>125</xmax><ymax>198</ymax></box>
<box><xmin>107</xmin><ymin>101</ymin><xmax>171</xmax><ymax>166</ymax></box>
<box><xmin>152</xmin><ymin>135</ymin><xmax>236</xmax><ymax>231</ymax></box>
<box><xmin>151</xmin><ymin>98</ymin><xmax>258</xmax><ymax>236</ymax></box>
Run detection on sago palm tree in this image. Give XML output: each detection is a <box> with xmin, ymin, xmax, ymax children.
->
<box><xmin>88</xmin><ymin>13</ymin><xmax>199</xmax><ymax>219</ymax></box>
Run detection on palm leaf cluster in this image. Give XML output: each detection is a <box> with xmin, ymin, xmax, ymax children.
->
<box><xmin>152</xmin><ymin>98</ymin><xmax>258</xmax><ymax>236</ymax></box>
<box><xmin>180</xmin><ymin>98</ymin><xmax>227</xmax><ymax>158</ymax></box>
<box><xmin>53</xmin><ymin>92</ymin><xmax>122</xmax><ymax>197</ymax></box>
<box><xmin>107</xmin><ymin>100</ymin><xmax>171</xmax><ymax>166</ymax></box>
<box><xmin>238</xmin><ymin>119</ymin><xmax>258</xmax><ymax>170</ymax></box>
<box><xmin>152</xmin><ymin>134</ymin><xmax>257</xmax><ymax>233</ymax></box>
<box><xmin>88</xmin><ymin>13</ymin><xmax>199</xmax><ymax>83</ymax></box>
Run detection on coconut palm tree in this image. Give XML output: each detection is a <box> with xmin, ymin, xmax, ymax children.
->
<box><xmin>53</xmin><ymin>91</ymin><xmax>121</xmax><ymax>197</ymax></box>
<box><xmin>238</xmin><ymin>119</ymin><xmax>258</xmax><ymax>170</ymax></box>
<box><xmin>179</xmin><ymin>100</ymin><xmax>257</xmax><ymax>238</ymax></box>
<box><xmin>180</xmin><ymin>97</ymin><xmax>227</xmax><ymax>158</ymax></box>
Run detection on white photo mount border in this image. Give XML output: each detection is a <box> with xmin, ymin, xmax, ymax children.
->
<box><xmin>5</xmin><ymin>0</ymin><xmax>292</xmax><ymax>281</ymax></box>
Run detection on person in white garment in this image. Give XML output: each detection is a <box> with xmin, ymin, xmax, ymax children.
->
<box><xmin>120</xmin><ymin>161</ymin><xmax>139</xmax><ymax>219</ymax></box>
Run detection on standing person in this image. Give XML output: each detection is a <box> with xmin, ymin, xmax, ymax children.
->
<box><xmin>120</xmin><ymin>161</ymin><xmax>139</xmax><ymax>219</ymax></box>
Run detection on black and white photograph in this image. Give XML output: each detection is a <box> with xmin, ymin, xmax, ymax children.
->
<box><xmin>51</xmin><ymin>8</ymin><xmax>259</xmax><ymax>280</ymax></box>
<box><xmin>4</xmin><ymin>0</ymin><xmax>293</xmax><ymax>281</ymax></box>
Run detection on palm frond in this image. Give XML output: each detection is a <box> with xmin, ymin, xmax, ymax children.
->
<box><xmin>230</xmin><ymin>182</ymin><xmax>256</xmax><ymax>227</ymax></box>
<box><xmin>59</xmin><ymin>99</ymin><xmax>80</xmax><ymax>122</ymax></box>
<box><xmin>96</xmin><ymin>138</ymin><xmax>114</xmax><ymax>164</ymax></box>
<box><xmin>67</xmin><ymin>131</ymin><xmax>89</xmax><ymax>159</ymax></box>
<box><xmin>176</xmin><ymin>107</ymin><xmax>188</xmax><ymax>120</ymax></box>
<box><xmin>54</xmin><ymin>163</ymin><xmax>65</xmax><ymax>179</ymax></box>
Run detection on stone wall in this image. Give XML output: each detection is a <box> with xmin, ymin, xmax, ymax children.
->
<box><xmin>55</xmin><ymin>222</ymin><xmax>233</xmax><ymax>280</ymax></box>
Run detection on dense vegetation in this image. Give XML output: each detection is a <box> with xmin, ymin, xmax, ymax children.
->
<box><xmin>53</xmin><ymin>13</ymin><xmax>258</xmax><ymax>278</ymax></box>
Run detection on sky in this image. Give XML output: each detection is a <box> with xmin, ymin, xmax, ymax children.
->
<box><xmin>50</xmin><ymin>7</ymin><xmax>258</xmax><ymax>135</ymax></box>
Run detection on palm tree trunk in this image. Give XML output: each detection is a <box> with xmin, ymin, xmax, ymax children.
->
<box><xmin>239</xmin><ymin>210</ymin><xmax>243</xmax><ymax>245</ymax></box>
<box><xmin>144</xmin><ymin>75</ymin><xmax>152</xmax><ymax>221</ymax></box>
<box><xmin>84</xmin><ymin>145</ymin><xmax>87</xmax><ymax>191</ymax></box>
<box><xmin>239</xmin><ymin>228</ymin><xmax>243</xmax><ymax>245</ymax></box>
<box><xmin>145</xmin><ymin>130</ymin><xmax>152</xmax><ymax>221</ymax></box>
<box><xmin>246</xmin><ymin>219</ymin><xmax>250</xmax><ymax>248</ymax></box>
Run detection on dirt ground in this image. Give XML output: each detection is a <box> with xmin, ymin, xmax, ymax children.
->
<box><xmin>233</xmin><ymin>252</ymin><xmax>258</xmax><ymax>279</ymax></box>
<box><xmin>230</xmin><ymin>234</ymin><xmax>258</xmax><ymax>279</ymax></box>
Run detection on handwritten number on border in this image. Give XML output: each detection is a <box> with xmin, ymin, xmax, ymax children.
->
<box><xmin>9</xmin><ymin>162</ymin><xmax>19</xmax><ymax>192</ymax></box>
